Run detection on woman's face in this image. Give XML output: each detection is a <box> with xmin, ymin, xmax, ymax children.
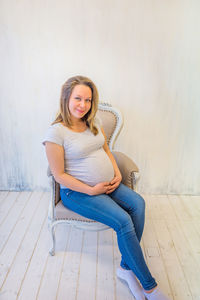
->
<box><xmin>68</xmin><ymin>84</ymin><xmax>92</xmax><ymax>122</ymax></box>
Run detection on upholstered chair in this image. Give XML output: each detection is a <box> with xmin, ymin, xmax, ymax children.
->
<box><xmin>47</xmin><ymin>103</ymin><xmax>139</xmax><ymax>255</ymax></box>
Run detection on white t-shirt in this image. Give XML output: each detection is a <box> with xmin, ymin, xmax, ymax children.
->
<box><xmin>42</xmin><ymin>118</ymin><xmax>115</xmax><ymax>188</ymax></box>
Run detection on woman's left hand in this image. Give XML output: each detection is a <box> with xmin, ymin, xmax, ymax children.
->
<box><xmin>106</xmin><ymin>173</ymin><xmax>122</xmax><ymax>194</ymax></box>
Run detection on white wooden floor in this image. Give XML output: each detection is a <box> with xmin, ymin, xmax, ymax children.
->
<box><xmin>0</xmin><ymin>191</ymin><xmax>200</xmax><ymax>300</ymax></box>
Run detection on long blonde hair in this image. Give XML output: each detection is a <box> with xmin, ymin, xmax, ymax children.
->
<box><xmin>52</xmin><ymin>75</ymin><xmax>99</xmax><ymax>135</ymax></box>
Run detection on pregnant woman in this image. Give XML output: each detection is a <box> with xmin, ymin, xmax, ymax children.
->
<box><xmin>43</xmin><ymin>75</ymin><xmax>170</xmax><ymax>300</ymax></box>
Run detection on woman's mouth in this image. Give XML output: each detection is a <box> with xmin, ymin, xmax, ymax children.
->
<box><xmin>76</xmin><ymin>109</ymin><xmax>85</xmax><ymax>113</ymax></box>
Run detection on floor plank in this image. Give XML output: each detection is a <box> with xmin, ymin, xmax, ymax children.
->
<box><xmin>17</xmin><ymin>216</ymin><xmax>50</xmax><ymax>299</ymax></box>
<box><xmin>0</xmin><ymin>192</ymin><xmax>20</xmax><ymax>227</ymax></box>
<box><xmin>56</xmin><ymin>227</ymin><xmax>84</xmax><ymax>300</ymax></box>
<box><xmin>0</xmin><ymin>192</ymin><xmax>200</xmax><ymax>300</ymax></box>
<box><xmin>1</xmin><ymin>192</ymin><xmax>48</xmax><ymax>300</ymax></box>
<box><xmin>76</xmin><ymin>231</ymin><xmax>98</xmax><ymax>300</ymax></box>
<box><xmin>0</xmin><ymin>192</ymin><xmax>9</xmax><ymax>206</ymax></box>
<box><xmin>0</xmin><ymin>192</ymin><xmax>43</xmax><ymax>289</ymax></box>
<box><xmin>142</xmin><ymin>216</ymin><xmax>172</xmax><ymax>297</ymax></box>
<box><xmin>96</xmin><ymin>230</ymin><xmax>115</xmax><ymax>300</ymax></box>
<box><xmin>0</xmin><ymin>192</ymin><xmax>32</xmax><ymax>254</ymax></box>
<box><xmin>37</xmin><ymin>224</ymin><xmax>71</xmax><ymax>300</ymax></box>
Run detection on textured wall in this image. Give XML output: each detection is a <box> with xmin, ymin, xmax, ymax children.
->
<box><xmin>0</xmin><ymin>0</ymin><xmax>200</xmax><ymax>194</ymax></box>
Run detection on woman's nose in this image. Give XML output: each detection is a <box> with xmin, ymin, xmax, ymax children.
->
<box><xmin>80</xmin><ymin>100</ymin><xmax>86</xmax><ymax>108</ymax></box>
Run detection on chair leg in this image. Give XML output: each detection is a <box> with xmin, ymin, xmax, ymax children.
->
<box><xmin>49</xmin><ymin>224</ymin><xmax>56</xmax><ymax>256</ymax></box>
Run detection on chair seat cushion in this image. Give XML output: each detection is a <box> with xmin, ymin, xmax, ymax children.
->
<box><xmin>55</xmin><ymin>201</ymin><xmax>96</xmax><ymax>222</ymax></box>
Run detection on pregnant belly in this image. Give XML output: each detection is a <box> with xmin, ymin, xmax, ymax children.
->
<box><xmin>66</xmin><ymin>149</ymin><xmax>115</xmax><ymax>186</ymax></box>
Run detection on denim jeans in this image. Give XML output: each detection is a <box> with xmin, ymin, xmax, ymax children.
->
<box><xmin>60</xmin><ymin>183</ymin><xmax>157</xmax><ymax>290</ymax></box>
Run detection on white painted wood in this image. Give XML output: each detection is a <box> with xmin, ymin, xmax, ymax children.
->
<box><xmin>0</xmin><ymin>191</ymin><xmax>31</xmax><ymax>254</ymax></box>
<box><xmin>142</xmin><ymin>195</ymin><xmax>173</xmax><ymax>298</ymax></box>
<box><xmin>0</xmin><ymin>192</ymin><xmax>200</xmax><ymax>300</ymax></box>
<box><xmin>0</xmin><ymin>192</ymin><xmax>48</xmax><ymax>300</ymax></box>
<box><xmin>179</xmin><ymin>220</ymin><xmax>200</xmax><ymax>268</ymax></box>
<box><xmin>76</xmin><ymin>231</ymin><xmax>98</xmax><ymax>300</ymax></box>
<box><xmin>189</xmin><ymin>196</ymin><xmax>200</xmax><ymax>218</ymax></box>
<box><xmin>96</xmin><ymin>229</ymin><xmax>115</xmax><ymax>300</ymax></box>
<box><xmin>56</xmin><ymin>227</ymin><xmax>84</xmax><ymax>300</ymax></box>
<box><xmin>155</xmin><ymin>195</ymin><xmax>200</xmax><ymax>299</ymax></box>
<box><xmin>180</xmin><ymin>195</ymin><xmax>200</xmax><ymax>220</ymax></box>
<box><xmin>192</xmin><ymin>220</ymin><xmax>200</xmax><ymax>241</ymax></box>
<box><xmin>0</xmin><ymin>192</ymin><xmax>20</xmax><ymax>226</ymax></box>
<box><xmin>167</xmin><ymin>219</ymin><xmax>200</xmax><ymax>300</ymax></box>
<box><xmin>169</xmin><ymin>196</ymin><xmax>200</xmax><ymax>269</ymax></box>
<box><xmin>0</xmin><ymin>192</ymin><xmax>9</xmax><ymax>205</ymax></box>
<box><xmin>168</xmin><ymin>195</ymin><xmax>192</xmax><ymax>221</ymax></box>
<box><xmin>37</xmin><ymin>224</ymin><xmax>71</xmax><ymax>300</ymax></box>
<box><xmin>148</xmin><ymin>195</ymin><xmax>192</xmax><ymax>299</ymax></box>
<box><xmin>0</xmin><ymin>191</ymin><xmax>43</xmax><ymax>288</ymax></box>
<box><xmin>142</xmin><ymin>218</ymin><xmax>172</xmax><ymax>298</ymax></box>
<box><xmin>17</xmin><ymin>217</ymin><xmax>50</xmax><ymax>299</ymax></box>
<box><xmin>153</xmin><ymin>218</ymin><xmax>192</xmax><ymax>300</ymax></box>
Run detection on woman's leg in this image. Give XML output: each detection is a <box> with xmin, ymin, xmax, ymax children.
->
<box><xmin>108</xmin><ymin>185</ymin><xmax>171</xmax><ymax>300</ymax></box>
<box><xmin>110</xmin><ymin>183</ymin><xmax>145</xmax><ymax>241</ymax></box>
<box><xmin>109</xmin><ymin>183</ymin><xmax>145</xmax><ymax>270</ymax></box>
<box><xmin>60</xmin><ymin>188</ymin><xmax>157</xmax><ymax>291</ymax></box>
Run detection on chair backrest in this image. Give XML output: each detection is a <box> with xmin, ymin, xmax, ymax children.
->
<box><xmin>47</xmin><ymin>103</ymin><xmax>123</xmax><ymax>205</ymax></box>
<box><xmin>97</xmin><ymin>103</ymin><xmax>123</xmax><ymax>150</ymax></box>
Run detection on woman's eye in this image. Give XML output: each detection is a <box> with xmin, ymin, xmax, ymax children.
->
<box><xmin>74</xmin><ymin>97</ymin><xmax>91</xmax><ymax>103</ymax></box>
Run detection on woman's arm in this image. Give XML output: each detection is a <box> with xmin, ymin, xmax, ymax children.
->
<box><xmin>45</xmin><ymin>142</ymin><xmax>110</xmax><ymax>195</ymax></box>
<box><xmin>101</xmin><ymin>127</ymin><xmax>122</xmax><ymax>193</ymax></box>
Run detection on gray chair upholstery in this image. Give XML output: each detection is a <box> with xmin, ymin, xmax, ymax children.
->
<box><xmin>47</xmin><ymin>103</ymin><xmax>139</xmax><ymax>255</ymax></box>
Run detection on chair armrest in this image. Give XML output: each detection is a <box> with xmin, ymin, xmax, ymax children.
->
<box><xmin>47</xmin><ymin>166</ymin><xmax>60</xmax><ymax>206</ymax></box>
<box><xmin>112</xmin><ymin>151</ymin><xmax>139</xmax><ymax>190</ymax></box>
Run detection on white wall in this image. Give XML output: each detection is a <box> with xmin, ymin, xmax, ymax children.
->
<box><xmin>0</xmin><ymin>0</ymin><xmax>200</xmax><ymax>194</ymax></box>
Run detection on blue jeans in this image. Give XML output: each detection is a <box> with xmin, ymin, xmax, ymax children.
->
<box><xmin>60</xmin><ymin>183</ymin><xmax>157</xmax><ymax>290</ymax></box>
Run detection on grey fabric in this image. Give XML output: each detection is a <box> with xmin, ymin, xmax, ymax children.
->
<box><xmin>55</xmin><ymin>201</ymin><xmax>95</xmax><ymax>222</ymax></box>
<box><xmin>96</xmin><ymin>110</ymin><xmax>117</xmax><ymax>145</ymax></box>
<box><xmin>43</xmin><ymin>117</ymin><xmax>114</xmax><ymax>188</ymax></box>
<box><xmin>112</xmin><ymin>151</ymin><xmax>139</xmax><ymax>189</ymax></box>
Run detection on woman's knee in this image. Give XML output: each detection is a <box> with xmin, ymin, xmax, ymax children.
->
<box><xmin>128</xmin><ymin>193</ymin><xmax>145</xmax><ymax>223</ymax></box>
<box><xmin>138</xmin><ymin>194</ymin><xmax>146</xmax><ymax>211</ymax></box>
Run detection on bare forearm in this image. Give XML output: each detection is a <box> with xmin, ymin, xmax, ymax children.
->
<box><xmin>55</xmin><ymin>172</ymin><xmax>93</xmax><ymax>195</ymax></box>
<box><xmin>107</xmin><ymin>151</ymin><xmax>121</xmax><ymax>176</ymax></box>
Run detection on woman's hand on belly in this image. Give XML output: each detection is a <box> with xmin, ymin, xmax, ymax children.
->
<box><xmin>89</xmin><ymin>181</ymin><xmax>111</xmax><ymax>196</ymax></box>
<box><xmin>106</xmin><ymin>174</ymin><xmax>122</xmax><ymax>194</ymax></box>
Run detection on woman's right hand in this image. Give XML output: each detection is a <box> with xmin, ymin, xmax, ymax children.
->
<box><xmin>89</xmin><ymin>182</ymin><xmax>111</xmax><ymax>195</ymax></box>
